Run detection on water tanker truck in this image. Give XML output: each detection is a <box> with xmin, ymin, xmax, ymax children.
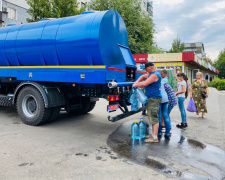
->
<box><xmin>0</xmin><ymin>10</ymin><xmax>146</xmax><ymax>126</ymax></box>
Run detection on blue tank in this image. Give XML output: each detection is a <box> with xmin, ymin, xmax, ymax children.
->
<box><xmin>0</xmin><ymin>10</ymin><xmax>130</xmax><ymax>67</ymax></box>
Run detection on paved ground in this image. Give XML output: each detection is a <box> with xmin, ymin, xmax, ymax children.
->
<box><xmin>0</xmin><ymin>87</ymin><xmax>224</xmax><ymax>180</ymax></box>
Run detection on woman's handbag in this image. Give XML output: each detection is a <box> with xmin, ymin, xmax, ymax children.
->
<box><xmin>202</xmin><ymin>91</ymin><xmax>207</xmax><ymax>98</ymax></box>
<box><xmin>187</xmin><ymin>98</ymin><xmax>197</xmax><ymax>112</ymax></box>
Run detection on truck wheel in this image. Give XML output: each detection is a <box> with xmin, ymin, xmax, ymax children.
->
<box><xmin>87</xmin><ymin>102</ymin><xmax>96</xmax><ymax>113</ymax></box>
<box><xmin>16</xmin><ymin>86</ymin><xmax>51</xmax><ymax>126</ymax></box>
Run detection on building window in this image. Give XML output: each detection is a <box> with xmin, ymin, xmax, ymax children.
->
<box><xmin>7</xmin><ymin>7</ymin><xmax>17</xmax><ymax>20</ymax></box>
<box><xmin>81</xmin><ymin>2</ymin><xmax>85</xmax><ymax>8</ymax></box>
<box><xmin>87</xmin><ymin>2</ymin><xmax>92</xmax><ymax>10</ymax></box>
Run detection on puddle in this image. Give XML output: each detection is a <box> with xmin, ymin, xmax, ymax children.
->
<box><xmin>107</xmin><ymin>120</ymin><xmax>225</xmax><ymax>179</ymax></box>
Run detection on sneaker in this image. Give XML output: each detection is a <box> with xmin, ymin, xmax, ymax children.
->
<box><xmin>176</xmin><ymin>123</ymin><xmax>188</xmax><ymax>128</ymax></box>
<box><xmin>145</xmin><ymin>136</ymin><xmax>158</xmax><ymax>143</ymax></box>
<box><xmin>164</xmin><ymin>134</ymin><xmax>171</xmax><ymax>140</ymax></box>
<box><xmin>158</xmin><ymin>134</ymin><xmax>162</xmax><ymax>140</ymax></box>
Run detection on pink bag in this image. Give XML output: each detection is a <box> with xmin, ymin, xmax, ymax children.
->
<box><xmin>187</xmin><ymin>98</ymin><xmax>197</xmax><ymax>112</ymax></box>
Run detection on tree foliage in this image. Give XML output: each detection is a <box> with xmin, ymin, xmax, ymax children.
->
<box><xmin>52</xmin><ymin>0</ymin><xmax>85</xmax><ymax>18</ymax></box>
<box><xmin>168</xmin><ymin>37</ymin><xmax>184</xmax><ymax>53</ymax></box>
<box><xmin>214</xmin><ymin>48</ymin><xmax>225</xmax><ymax>78</ymax></box>
<box><xmin>26</xmin><ymin>0</ymin><xmax>85</xmax><ymax>22</ymax></box>
<box><xmin>204</xmin><ymin>57</ymin><xmax>213</xmax><ymax>65</ymax></box>
<box><xmin>26</xmin><ymin>0</ymin><xmax>52</xmax><ymax>22</ymax></box>
<box><xmin>90</xmin><ymin>0</ymin><xmax>160</xmax><ymax>54</ymax></box>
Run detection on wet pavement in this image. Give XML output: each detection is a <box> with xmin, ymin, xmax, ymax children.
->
<box><xmin>107</xmin><ymin>120</ymin><xmax>225</xmax><ymax>180</ymax></box>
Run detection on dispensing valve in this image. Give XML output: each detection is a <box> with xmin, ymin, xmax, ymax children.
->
<box><xmin>108</xmin><ymin>80</ymin><xmax>117</xmax><ymax>88</ymax></box>
<box><xmin>117</xmin><ymin>87</ymin><xmax>120</xmax><ymax>94</ymax></box>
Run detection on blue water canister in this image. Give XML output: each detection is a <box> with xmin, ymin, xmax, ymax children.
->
<box><xmin>135</xmin><ymin>88</ymin><xmax>148</xmax><ymax>104</ymax></box>
<box><xmin>131</xmin><ymin>119</ymin><xmax>139</xmax><ymax>140</ymax></box>
<box><xmin>139</xmin><ymin>118</ymin><xmax>146</xmax><ymax>139</ymax></box>
<box><xmin>131</xmin><ymin>98</ymin><xmax>139</xmax><ymax>111</ymax></box>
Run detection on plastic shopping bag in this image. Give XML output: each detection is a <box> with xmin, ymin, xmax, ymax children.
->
<box><xmin>186</xmin><ymin>98</ymin><xmax>197</xmax><ymax>112</ymax></box>
<box><xmin>135</xmin><ymin>88</ymin><xmax>148</xmax><ymax>104</ymax></box>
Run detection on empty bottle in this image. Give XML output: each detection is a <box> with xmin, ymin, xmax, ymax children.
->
<box><xmin>139</xmin><ymin>118</ymin><xmax>146</xmax><ymax>139</ymax></box>
<box><xmin>131</xmin><ymin>119</ymin><xmax>139</xmax><ymax>140</ymax></box>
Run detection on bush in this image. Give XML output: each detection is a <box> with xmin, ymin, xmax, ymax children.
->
<box><xmin>217</xmin><ymin>80</ymin><xmax>225</xmax><ymax>90</ymax></box>
<box><xmin>208</xmin><ymin>78</ymin><xmax>220</xmax><ymax>87</ymax></box>
<box><xmin>208</xmin><ymin>78</ymin><xmax>225</xmax><ymax>90</ymax></box>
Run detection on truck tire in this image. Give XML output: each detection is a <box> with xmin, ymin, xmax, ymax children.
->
<box><xmin>87</xmin><ymin>102</ymin><xmax>96</xmax><ymax>113</ymax></box>
<box><xmin>16</xmin><ymin>86</ymin><xmax>51</xmax><ymax>126</ymax></box>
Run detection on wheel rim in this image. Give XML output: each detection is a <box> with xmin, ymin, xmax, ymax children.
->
<box><xmin>22</xmin><ymin>94</ymin><xmax>38</xmax><ymax>118</ymax></box>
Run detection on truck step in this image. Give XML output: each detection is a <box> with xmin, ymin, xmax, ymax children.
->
<box><xmin>0</xmin><ymin>95</ymin><xmax>14</xmax><ymax>107</ymax></box>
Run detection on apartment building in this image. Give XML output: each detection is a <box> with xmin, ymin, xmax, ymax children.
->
<box><xmin>77</xmin><ymin>0</ymin><xmax>92</xmax><ymax>10</ymax></box>
<box><xmin>183</xmin><ymin>42</ymin><xmax>206</xmax><ymax>59</ymax></box>
<box><xmin>0</xmin><ymin>0</ymin><xmax>30</xmax><ymax>27</ymax></box>
<box><xmin>141</xmin><ymin>0</ymin><xmax>153</xmax><ymax>16</ymax></box>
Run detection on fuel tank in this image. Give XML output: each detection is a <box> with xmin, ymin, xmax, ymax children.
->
<box><xmin>0</xmin><ymin>10</ymin><xmax>130</xmax><ymax>66</ymax></box>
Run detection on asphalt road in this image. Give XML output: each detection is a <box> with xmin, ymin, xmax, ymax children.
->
<box><xmin>0</xmin><ymin>87</ymin><xmax>224</xmax><ymax>180</ymax></box>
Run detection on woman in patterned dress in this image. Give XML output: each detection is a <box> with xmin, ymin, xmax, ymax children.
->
<box><xmin>190</xmin><ymin>72</ymin><xmax>209</xmax><ymax>118</ymax></box>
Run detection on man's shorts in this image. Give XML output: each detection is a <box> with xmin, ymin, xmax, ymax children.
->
<box><xmin>147</xmin><ymin>98</ymin><xmax>162</xmax><ymax>125</ymax></box>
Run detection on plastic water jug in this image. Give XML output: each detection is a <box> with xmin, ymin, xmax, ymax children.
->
<box><xmin>131</xmin><ymin>98</ymin><xmax>139</xmax><ymax>111</ymax></box>
<box><xmin>131</xmin><ymin>119</ymin><xmax>139</xmax><ymax>140</ymax></box>
<box><xmin>139</xmin><ymin>118</ymin><xmax>146</xmax><ymax>139</ymax></box>
<box><xmin>135</xmin><ymin>88</ymin><xmax>148</xmax><ymax>104</ymax></box>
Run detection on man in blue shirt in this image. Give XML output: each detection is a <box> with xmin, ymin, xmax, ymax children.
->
<box><xmin>133</xmin><ymin>62</ymin><xmax>162</xmax><ymax>143</ymax></box>
<box><xmin>161</xmin><ymin>69</ymin><xmax>168</xmax><ymax>84</ymax></box>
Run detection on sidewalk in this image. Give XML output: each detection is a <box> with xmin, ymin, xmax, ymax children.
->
<box><xmin>170</xmin><ymin>87</ymin><xmax>225</xmax><ymax>151</ymax></box>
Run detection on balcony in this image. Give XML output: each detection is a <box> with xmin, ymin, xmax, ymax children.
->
<box><xmin>147</xmin><ymin>1</ymin><xmax>153</xmax><ymax>15</ymax></box>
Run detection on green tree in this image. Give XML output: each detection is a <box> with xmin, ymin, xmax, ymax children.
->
<box><xmin>214</xmin><ymin>49</ymin><xmax>225</xmax><ymax>78</ymax></box>
<box><xmin>168</xmin><ymin>37</ymin><xmax>184</xmax><ymax>53</ymax></box>
<box><xmin>26</xmin><ymin>0</ymin><xmax>52</xmax><ymax>22</ymax></box>
<box><xmin>90</xmin><ymin>0</ymin><xmax>158</xmax><ymax>54</ymax></box>
<box><xmin>52</xmin><ymin>0</ymin><xmax>85</xmax><ymax>18</ymax></box>
<box><xmin>26</xmin><ymin>0</ymin><xmax>85</xmax><ymax>22</ymax></box>
<box><xmin>204</xmin><ymin>57</ymin><xmax>213</xmax><ymax>65</ymax></box>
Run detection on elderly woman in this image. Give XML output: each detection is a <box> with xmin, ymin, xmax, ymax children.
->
<box><xmin>190</xmin><ymin>72</ymin><xmax>209</xmax><ymax>118</ymax></box>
